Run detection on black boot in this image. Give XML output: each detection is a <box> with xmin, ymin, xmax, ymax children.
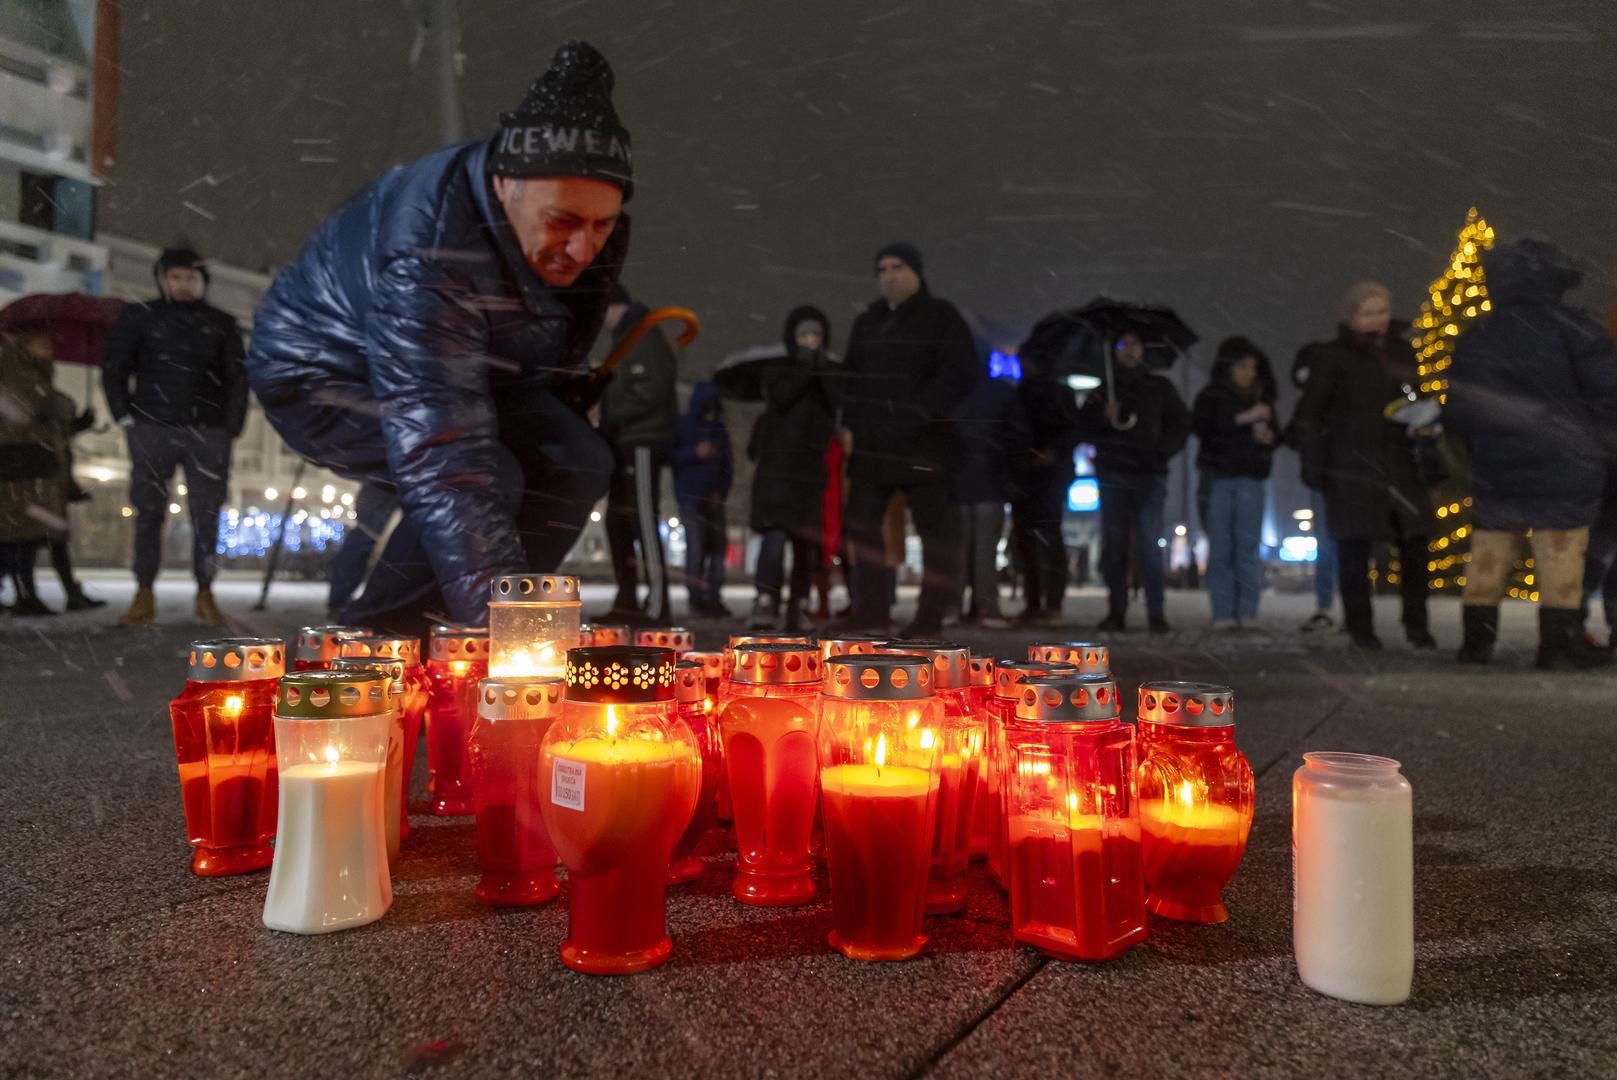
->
<box><xmin>783</xmin><ymin>597</ymin><xmax>806</xmax><ymax>633</ymax></box>
<box><xmin>1537</xmin><ymin>608</ymin><xmax>1615</xmax><ymax>671</ymax></box>
<box><xmin>65</xmin><ymin>583</ymin><xmax>107</xmax><ymax>611</ymax></box>
<box><xmin>1456</xmin><ymin>605</ymin><xmax>1498</xmax><ymax>664</ymax></box>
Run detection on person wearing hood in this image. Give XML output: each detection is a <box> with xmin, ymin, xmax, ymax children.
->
<box><xmin>670</xmin><ymin>379</ymin><xmax>732</xmax><ymax>618</ymax></box>
<box><xmin>102</xmin><ymin>247</ymin><xmax>246</xmax><ymax>626</ymax></box>
<box><xmin>1193</xmin><ymin>336</ymin><xmax>1278</xmax><ymax>629</ymax></box>
<box><xmin>1291</xmin><ymin>282</ymin><xmax>1435</xmax><ymax>652</ymax></box>
<box><xmin>1075</xmin><ymin>331</ymin><xmax>1192</xmax><ymax>634</ymax></box>
<box><xmin>245</xmin><ymin>42</ymin><xmax>629</xmax><ymax>633</ymax></box>
<box><xmin>832</xmin><ymin>243</ymin><xmax>979</xmax><ymax>636</ymax></box>
<box><xmin>1446</xmin><ymin>238</ymin><xmax>1617</xmax><ymax>670</ymax></box>
<box><xmin>747</xmin><ymin>306</ymin><xmax>837</xmax><ymax>631</ymax></box>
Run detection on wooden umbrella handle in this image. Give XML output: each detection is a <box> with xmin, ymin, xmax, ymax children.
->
<box><xmin>598</xmin><ymin>306</ymin><xmax>700</xmax><ymax>377</ymax></box>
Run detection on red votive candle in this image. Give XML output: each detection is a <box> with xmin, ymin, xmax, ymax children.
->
<box><xmin>966</xmin><ymin>656</ymin><xmax>995</xmax><ymax>858</ymax></box>
<box><xmin>669</xmin><ymin>661</ymin><xmax>723</xmax><ymax>883</ymax></box>
<box><xmin>424</xmin><ymin>625</ymin><xmax>489</xmax><ymax>815</ymax></box>
<box><xmin>683</xmin><ymin>651</ymin><xmax>729</xmax><ymax>821</ymax></box>
<box><xmin>540</xmin><ymin>646</ymin><xmax>699</xmax><ymax>974</ymax></box>
<box><xmin>986</xmin><ymin>659</ymin><xmax>1078</xmax><ymax>888</ymax></box>
<box><xmin>1135</xmin><ymin>681</ymin><xmax>1253</xmax><ymax>924</ymax></box>
<box><xmin>719</xmin><ymin>643</ymin><xmax>823</xmax><ymax>905</ymax></box>
<box><xmin>817</xmin><ymin>654</ymin><xmax>944</xmax><ymax>961</ymax></box>
<box><xmin>634</xmin><ymin>626</ymin><xmax>698</xmax><ymax>658</ymax></box>
<box><xmin>338</xmin><ymin>635</ymin><xmax>428</xmax><ymax>835</ymax></box>
<box><xmin>290</xmin><ymin>624</ymin><xmax>372</xmax><ymax>672</ymax></box>
<box><xmin>469</xmin><ymin>677</ymin><xmax>563</xmax><ymax>905</ymax></box>
<box><xmin>169</xmin><ymin>638</ymin><xmax>285</xmax><ymax>876</ymax></box>
<box><xmin>1005</xmin><ymin>674</ymin><xmax>1146</xmax><ymax>962</ymax></box>
<box><xmin>580</xmin><ymin>623</ymin><xmax>629</xmax><ymax>647</ymax></box>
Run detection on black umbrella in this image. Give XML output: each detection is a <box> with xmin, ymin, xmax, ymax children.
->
<box><xmin>1018</xmin><ymin>298</ymin><xmax>1198</xmax><ymax>429</ymax></box>
<box><xmin>712</xmin><ymin>343</ymin><xmax>786</xmax><ymax>401</ymax></box>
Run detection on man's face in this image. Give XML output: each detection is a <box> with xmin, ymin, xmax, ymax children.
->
<box><xmin>876</xmin><ymin>257</ymin><xmax>921</xmax><ymax>306</ymax></box>
<box><xmin>1115</xmin><ymin>332</ymin><xmax>1145</xmax><ymax>368</ymax></box>
<box><xmin>493</xmin><ymin>175</ymin><xmax>623</xmax><ymax>287</ymax></box>
<box><xmin>162</xmin><ymin>267</ymin><xmax>204</xmax><ymax>302</ymax></box>
<box><xmin>1350</xmin><ymin>293</ymin><xmax>1392</xmax><ymax>335</ymax></box>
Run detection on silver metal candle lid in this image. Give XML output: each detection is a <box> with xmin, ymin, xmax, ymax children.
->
<box><xmin>968</xmin><ymin>656</ymin><xmax>995</xmax><ymax>687</ymax></box>
<box><xmin>875</xmin><ymin>640</ymin><xmax>971</xmax><ymax>690</ymax></box>
<box><xmin>1014</xmin><ymin>675</ymin><xmax>1120</xmax><ymax>723</ymax></box>
<box><xmin>823</xmin><ymin>654</ymin><xmax>933</xmax><ymax>701</ymax></box>
<box><xmin>993</xmin><ymin>659</ymin><xmax>1078</xmax><ymax>700</ymax></box>
<box><xmin>477</xmin><ymin>676</ymin><xmax>564</xmax><ymax>720</ymax></box>
<box><xmin>428</xmin><ymin>624</ymin><xmax>489</xmax><ymax>663</ymax></box>
<box><xmin>329</xmin><ymin>655</ymin><xmax>409</xmax><ymax>698</ymax></box>
<box><xmin>1026</xmin><ymin>641</ymin><xmax>1110</xmax><ymax>675</ymax></box>
<box><xmin>337</xmin><ymin>635</ymin><xmax>422</xmax><ymax>666</ymax></box>
<box><xmin>491</xmin><ymin>574</ymin><xmax>580</xmax><ymax>602</ymax></box>
<box><xmin>732</xmin><ymin>643</ymin><xmax>822</xmax><ymax>685</ymax></box>
<box><xmin>674</xmin><ymin>661</ymin><xmax>707</xmax><ymax>704</ymax></box>
<box><xmin>635</xmin><ymin>626</ymin><xmax>696</xmax><ymax>652</ymax></box>
<box><xmin>188</xmin><ymin>637</ymin><xmax>285</xmax><ymax>682</ymax></box>
<box><xmin>818</xmin><ymin>633</ymin><xmax>888</xmax><ymax>662</ymax></box>
<box><xmin>682</xmin><ymin>650</ymin><xmax>724</xmax><ymax>681</ymax></box>
<box><xmin>1137</xmin><ymin>681</ymin><xmax>1236</xmax><ymax>728</ymax></box>
<box><xmin>292</xmin><ymin>624</ymin><xmax>371</xmax><ymax>663</ymax></box>
<box><xmin>581</xmin><ymin>623</ymin><xmax>630</xmax><ymax>646</ymax></box>
<box><xmin>277</xmin><ymin>669</ymin><xmax>387</xmax><ymax>718</ymax></box>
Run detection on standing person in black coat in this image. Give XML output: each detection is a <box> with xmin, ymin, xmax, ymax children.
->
<box><xmin>1194</xmin><ymin>337</ymin><xmax>1278</xmax><ymax>629</ymax></box>
<box><xmin>833</xmin><ymin>243</ymin><xmax>979</xmax><ymax>636</ymax></box>
<box><xmin>670</xmin><ymin>380</ymin><xmax>733</xmax><ymax>618</ymax></box>
<box><xmin>952</xmin><ymin>365</ymin><xmax>1030</xmax><ymax>628</ymax></box>
<box><xmin>102</xmin><ymin>247</ymin><xmax>247</xmax><ymax>627</ymax></box>
<box><xmin>597</xmin><ymin>285</ymin><xmax>679</xmax><ymax>624</ymax></box>
<box><xmin>1445</xmin><ymin>238</ymin><xmax>1617</xmax><ymax>670</ymax></box>
<box><xmin>1291</xmin><ymin>282</ymin><xmax>1435</xmax><ymax>651</ymax></box>
<box><xmin>1076</xmin><ymin>331</ymin><xmax>1191</xmax><ymax>633</ymax></box>
<box><xmin>748</xmin><ymin>306</ymin><xmax>837</xmax><ymax>631</ymax></box>
<box><xmin>1010</xmin><ymin>352</ymin><xmax>1078</xmax><ymax>628</ymax></box>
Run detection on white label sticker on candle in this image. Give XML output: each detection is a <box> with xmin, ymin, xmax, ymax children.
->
<box><xmin>551</xmin><ymin>757</ymin><xmax>586</xmax><ymax>811</ymax></box>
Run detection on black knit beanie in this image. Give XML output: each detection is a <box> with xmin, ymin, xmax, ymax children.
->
<box><xmin>874</xmin><ymin>241</ymin><xmax>923</xmax><ymax>277</ymax></box>
<box><xmin>489</xmin><ymin>40</ymin><xmax>633</xmax><ymax>200</ymax></box>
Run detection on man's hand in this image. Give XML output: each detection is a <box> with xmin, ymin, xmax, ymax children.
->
<box><xmin>695</xmin><ymin>440</ymin><xmax>716</xmax><ymax>460</ymax></box>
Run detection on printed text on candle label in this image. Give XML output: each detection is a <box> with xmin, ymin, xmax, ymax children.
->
<box><xmin>552</xmin><ymin>758</ymin><xmax>586</xmax><ymax>811</ymax></box>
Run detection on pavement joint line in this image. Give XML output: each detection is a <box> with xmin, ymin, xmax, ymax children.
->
<box><xmin>1252</xmin><ymin>694</ymin><xmax>1350</xmax><ymax>780</ymax></box>
<box><xmin>908</xmin><ymin>952</ymin><xmax>1049</xmax><ymax>1079</ymax></box>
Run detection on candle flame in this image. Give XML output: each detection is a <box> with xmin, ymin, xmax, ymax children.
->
<box><xmin>1177</xmin><ymin>779</ymin><xmax>1196</xmax><ymax>805</ymax></box>
<box><xmin>919</xmin><ymin>728</ymin><xmax>936</xmax><ymax>750</ymax></box>
<box><xmin>874</xmin><ymin>733</ymin><xmax>887</xmax><ymax>770</ymax></box>
<box><xmin>605</xmin><ymin>705</ymin><xmax>619</xmax><ymax>738</ymax></box>
<box><xmin>906</xmin><ymin>711</ymin><xmax>919</xmax><ymax>730</ymax></box>
<box><xmin>1068</xmin><ymin>791</ymin><xmax>1079</xmax><ymax>813</ymax></box>
<box><xmin>223</xmin><ymin>695</ymin><xmax>243</xmax><ymax>717</ymax></box>
<box><xmin>451</xmin><ymin>660</ymin><xmax>467</xmax><ymax>676</ymax></box>
<box><xmin>703</xmin><ymin>697</ymin><xmax>714</xmax><ymax>714</ymax></box>
<box><xmin>324</xmin><ymin>744</ymin><xmax>340</xmax><ymax>765</ymax></box>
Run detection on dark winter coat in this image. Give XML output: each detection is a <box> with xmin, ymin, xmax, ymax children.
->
<box><xmin>245</xmin><ymin>137</ymin><xmax>626</xmax><ymax>623</ymax></box>
<box><xmin>1290</xmin><ymin>325</ymin><xmax>1430</xmax><ymax>541</ymax></box>
<box><xmin>836</xmin><ymin>287</ymin><xmax>980</xmax><ymax>484</ymax></box>
<box><xmin>750</xmin><ymin>307</ymin><xmax>837</xmax><ymax>534</ymax></box>
<box><xmin>599</xmin><ymin>301</ymin><xmax>678</xmax><ymax>451</ymax></box>
<box><xmin>102</xmin><ymin>263</ymin><xmax>247</xmax><ymax>434</ymax></box>
<box><xmin>1074</xmin><ymin>367</ymin><xmax>1191</xmax><ymax>477</ymax></box>
<box><xmin>0</xmin><ymin>336</ymin><xmax>70</xmax><ymax>543</ymax></box>
<box><xmin>670</xmin><ymin>381</ymin><xmax>732</xmax><ymax>506</ymax></box>
<box><xmin>953</xmin><ymin>376</ymin><xmax>1031</xmax><ymax>504</ymax></box>
<box><xmin>1446</xmin><ymin>238</ymin><xmax>1617</xmax><ymax>531</ymax></box>
<box><xmin>1193</xmin><ymin>359</ymin><xmax>1277</xmax><ymax>480</ymax></box>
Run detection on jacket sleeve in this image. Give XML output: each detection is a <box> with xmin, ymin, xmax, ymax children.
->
<box><xmin>1567</xmin><ymin>315</ymin><xmax>1617</xmax><ymax>457</ymax></box>
<box><xmin>668</xmin><ymin>414</ymin><xmax>700</xmax><ymax>468</ymax></box>
<box><xmin>1290</xmin><ymin>350</ymin><xmax>1338</xmax><ymax>487</ymax></box>
<box><xmin>761</xmin><ymin>358</ymin><xmax>818</xmax><ymax>415</ymax></box>
<box><xmin>1157</xmin><ymin>381</ymin><xmax>1192</xmax><ymax>458</ymax></box>
<box><xmin>219</xmin><ymin>314</ymin><xmax>250</xmax><ymax>437</ymax></box>
<box><xmin>100</xmin><ymin>306</ymin><xmax>141</xmax><ymax>422</ymax></box>
<box><xmin>914</xmin><ymin>303</ymin><xmax>980</xmax><ymax>419</ymax></box>
<box><xmin>365</xmin><ymin>256</ymin><xmax>524</xmax><ymax>623</ymax></box>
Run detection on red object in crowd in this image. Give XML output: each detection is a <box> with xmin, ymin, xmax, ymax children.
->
<box><xmin>0</xmin><ymin>292</ymin><xmax>123</xmax><ymax>366</ymax></box>
<box><xmin>821</xmin><ymin>437</ymin><xmax>844</xmax><ymax>564</ymax></box>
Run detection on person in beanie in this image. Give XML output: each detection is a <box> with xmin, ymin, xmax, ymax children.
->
<box><xmin>596</xmin><ymin>284</ymin><xmax>679</xmax><ymax>623</ymax></box>
<box><xmin>831</xmin><ymin>243</ymin><xmax>979</xmax><ymax>636</ymax></box>
<box><xmin>102</xmin><ymin>247</ymin><xmax>246</xmax><ymax>626</ymax></box>
<box><xmin>246</xmin><ymin>41</ymin><xmax>631</xmax><ymax>631</ymax></box>
<box><xmin>670</xmin><ymin>380</ymin><xmax>732</xmax><ymax>618</ymax></box>
<box><xmin>1445</xmin><ymin>238</ymin><xmax>1617</xmax><ymax>670</ymax></box>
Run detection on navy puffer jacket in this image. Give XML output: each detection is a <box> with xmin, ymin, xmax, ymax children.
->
<box><xmin>1447</xmin><ymin>238</ymin><xmax>1617</xmax><ymax>531</ymax></box>
<box><xmin>246</xmin><ymin>137</ymin><xmax>627</xmax><ymax>621</ymax></box>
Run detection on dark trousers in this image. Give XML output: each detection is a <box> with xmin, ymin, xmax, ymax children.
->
<box><xmin>1582</xmin><ymin>472</ymin><xmax>1617</xmax><ymax>626</ymax></box>
<box><xmin>1337</xmin><ymin>535</ymin><xmax>1430</xmax><ymax>636</ymax></box>
<box><xmin>961</xmin><ymin>501</ymin><xmax>1007</xmax><ymax>618</ymax></box>
<box><xmin>126</xmin><ymin>422</ymin><xmax>230</xmax><ymax>589</ymax></box>
<box><xmin>327</xmin><ymin>483</ymin><xmax>398</xmax><ymax>614</ymax></box>
<box><xmin>1013</xmin><ymin>471</ymin><xmax>1071</xmax><ymax>614</ymax></box>
<box><xmin>605</xmin><ymin>444</ymin><xmax>670</xmax><ymax>621</ymax></box>
<box><xmin>756</xmin><ymin>526</ymin><xmax>821</xmax><ymax>606</ymax></box>
<box><xmin>844</xmin><ymin>476</ymin><xmax>959</xmax><ymax>625</ymax></box>
<box><xmin>1098</xmin><ymin>472</ymin><xmax>1167</xmax><ymax>618</ymax></box>
<box><xmin>680</xmin><ymin>496</ymin><xmax>727</xmax><ymax>608</ymax></box>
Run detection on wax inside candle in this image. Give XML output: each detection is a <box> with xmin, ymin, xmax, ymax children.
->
<box><xmin>1008</xmin><ymin>808</ymin><xmax>1144</xmax><ymax>962</ymax></box>
<box><xmin>263</xmin><ymin>759</ymin><xmax>392</xmax><ymax>934</ymax></box>
<box><xmin>820</xmin><ymin>763</ymin><xmax>936</xmax><ymax>960</ymax></box>
<box><xmin>720</xmin><ymin>694</ymin><xmax>818</xmax><ymax>905</ymax></box>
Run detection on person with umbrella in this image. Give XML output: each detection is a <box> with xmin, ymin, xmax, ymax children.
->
<box><xmin>1076</xmin><ymin>330</ymin><xmax>1192</xmax><ymax>633</ymax></box>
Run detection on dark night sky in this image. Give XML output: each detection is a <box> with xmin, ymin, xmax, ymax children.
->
<box><xmin>101</xmin><ymin>1</ymin><xmax>1617</xmax><ymax>512</ymax></box>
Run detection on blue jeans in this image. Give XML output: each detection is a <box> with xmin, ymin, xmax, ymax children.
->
<box><xmin>680</xmin><ymin>497</ymin><xmax>727</xmax><ymax>608</ymax></box>
<box><xmin>1311</xmin><ymin>499</ymin><xmax>1337</xmax><ymax>612</ymax></box>
<box><xmin>1098</xmin><ymin>473</ymin><xmax>1167</xmax><ymax>618</ymax></box>
<box><xmin>1205</xmin><ymin>476</ymin><xmax>1266</xmax><ymax>621</ymax></box>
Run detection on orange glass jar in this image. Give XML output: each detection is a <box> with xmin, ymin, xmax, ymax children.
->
<box><xmin>634</xmin><ymin>626</ymin><xmax>697</xmax><ymax>658</ymax></box>
<box><xmin>468</xmin><ymin>677</ymin><xmax>564</xmax><ymax>905</ymax></box>
<box><xmin>986</xmin><ymin>659</ymin><xmax>1077</xmax><ymax>887</ymax></box>
<box><xmin>581</xmin><ymin>623</ymin><xmax>630</xmax><ymax>646</ymax></box>
<box><xmin>291</xmin><ymin>624</ymin><xmax>371</xmax><ymax>671</ymax></box>
<box><xmin>668</xmin><ymin>661</ymin><xmax>722</xmax><ymax>883</ymax></box>
<box><xmin>336</xmin><ymin>635</ymin><xmax>428</xmax><ymax>833</ymax></box>
<box><xmin>424</xmin><ymin>625</ymin><xmax>489</xmax><ymax>815</ymax></box>
<box><xmin>966</xmin><ymin>655</ymin><xmax>995</xmax><ymax>858</ymax></box>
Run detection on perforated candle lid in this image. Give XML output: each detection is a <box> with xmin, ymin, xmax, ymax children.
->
<box><xmin>682</xmin><ymin>650</ymin><xmax>724</xmax><ymax>680</ymax></box>
<box><xmin>993</xmin><ymin>659</ymin><xmax>1078</xmax><ymax>699</ymax></box>
<box><xmin>733</xmin><ymin>643</ymin><xmax>822</xmax><ymax>685</ymax></box>
<box><xmin>1137</xmin><ymin>681</ymin><xmax>1236</xmax><ymax>727</ymax></box>
<box><xmin>1014</xmin><ymin>674</ymin><xmax>1120</xmax><ymax>723</ymax></box>
<box><xmin>817</xmin><ymin>633</ymin><xmax>888</xmax><ymax>662</ymax></box>
<box><xmin>330</xmin><ymin>655</ymin><xmax>407</xmax><ymax>697</ymax></box>
<box><xmin>674</xmin><ymin>661</ymin><xmax>707</xmax><ymax>703</ymax></box>
<box><xmin>635</xmin><ymin>626</ymin><xmax>696</xmax><ymax>651</ymax></box>
<box><xmin>564</xmin><ymin>645</ymin><xmax>677</xmax><ymax>703</ymax></box>
<box><xmin>1026</xmin><ymin>641</ymin><xmax>1110</xmax><ymax>674</ymax></box>
<box><xmin>823</xmin><ymin>653</ymin><xmax>934</xmax><ymax>701</ymax></box>
<box><xmin>337</xmin><ymin>635</ymin><xmax>422</xmax><ymax>666</ymax></box>
<box><xmin>580</xmin><ymin>623</ymin><xmax>630</xmax><ymax>646</ymax></box>
<box><xmin>428</xmin><ymin>624</ymin><xmax>489</xmax><ymax>662</ymax></box>
<box><xmin>875</xmin><ymin>639</ymin><xmax>971</xmax><ymax>689</ymax></box>
<box><xmin>188</xmin><ymin>637</ymin><xmax>286</xmax><ymax>682</ymax></box>
<box><xmin>277</xmin><ymin>669</ymin><xmax>387</xmax><ymax>718</ymax></box>
<box><xmin>477</xmin><ymin>676</ymin><xmax>564</xmax><ymax>720</ymax></box>
<box><xmin>729</xmin><ymin>633</ymin><xmax>814</xmax><ymax>651</ymax></box>
<box><xmin>968</xmin><ymin>656</ymin><xmax>995</xmax><ymax>687</ymax></box>
<box><xmin>292</xmin><ymin>624</ymin><xmax>371</xmax><ymax>663</ymax></box>
<box><xmin>491</xmin><ymin>573</ymin><xmax>580</xmax><ymax>602</ymax></box>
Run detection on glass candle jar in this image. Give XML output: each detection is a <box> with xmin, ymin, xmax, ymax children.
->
<box><xmin>488</xmin><ymin>573</ymin><xmax>581</xmax><ymax>678</ymax></box>
<box><xmin>424</xmin><ymin>624</ymin><xmax>490</xmax><ymax>815</ymax></box>
<box><xmin>169</xmin><ymin>638</ymin><xmax>285</xmax><ymax>876</ymax></box>
<box><xmin>263</xmin><ymin>670</ymin><xmax>393</xmax><ymax>934</ymax></box>
<box><xmin>816</xmin><ymin>654</ymin><xmax>944</xmax><ymax>962</ymax></box>
<box><xmin>683</xmin><ymin>651</ymin><xmax>730</xmax><ymax>821</ymax></box>
<box><xmin>668</xmin><ymin>661</ymin><xmax>723</xmax><ymax>884</ymax></box>
<box><xmin>1004</xmin><ymin>675</ymin><xmax>1145</xmax><ymax>963</ymax></box>
<box><xmin>540</xmin><ymin>646</ymin><xmax>700</xmax><ymax>974</ymax></box>
<box><xmin>877</xmin><ymin>641</ymin><xmax>979</xmax><ymax>915</ymax></box>
<box><xmin>329</xmin><ymin>656</ymin><xmax>409</xmax><ymax>867</ymax></box>
<box><xmin>337</xmin><ymin>635</ymin><xmax>428</xmax><ymax>832</ymax></box>
<box><xmin>468</xmin><ymin>677</ymin><xmax>564</xmax><ymax>905</ymax></box>
<box><xmin>1135</xmin><ymin>682</ymin><xmax>1253</xmax><ymax>924</ymax></box>
<box><xmin>818</xmin><ymin>633</ymin><xmax>889</xmax><ymax>665</ymax></box>
<box><xmin>634</xmin><ymin>626</ymin><xmax>697</xmax><ymax>658</ymax></box>
<box><xmin>581</xmin><ymin>623</ymin><xmax>629</xmax><ymax>647</ymax></box>
<box><xmin>719</xmin><ymin>643</ymin><xmax>824</xmax><ymax>906</ymax></box>
<box><xmin>1026</xmin><ymin>641</ymin><xmax>1110</xmax><ymax>674</ymax></box>
<box><xmin>1293</xmin><ymin>752</ymin><xmax>1414</xmax><ymax>1005</ymax></box>
<box><xmin>967</xmin><ymin>656</ymin><xmax>995</xmax><ymax>858</ymax></box>
<box><xmin>291</xmin><ymin>624</ymin><xmax>372</xmax><ymax>671</ymax></box>
<box><xmin>986</xmin><ymin>660</ymin><xmax>1078</xmax><ymax>887</ymax></box>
